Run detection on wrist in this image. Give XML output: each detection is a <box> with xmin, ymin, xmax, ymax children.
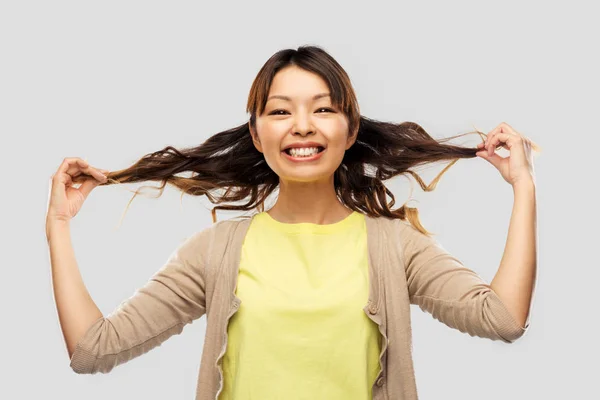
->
<box><xmin>46</xmin><ymin>218</ymin><xmax>71</xmax><ymax>238</ymax></box>
<box><xmin>512</xmin><ymin>176</ymin><xmax>535</xmax><ymax>190</ymax></box>
<box><xmin>511</xmin><ymin>179</ymin><xmax>536</xmax><ymax>197</ymax></box>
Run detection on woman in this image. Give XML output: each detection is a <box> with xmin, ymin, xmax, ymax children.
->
<box><xmin>46</xmin><ymin>45</ymin><xmax>538</xmax><ymax>400</ymax></box>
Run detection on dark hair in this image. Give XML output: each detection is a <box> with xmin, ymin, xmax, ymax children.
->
<box><xmin>95</xmin><ymin>45</ymin><xmax>536</xmax><ymax>236</ymax></box>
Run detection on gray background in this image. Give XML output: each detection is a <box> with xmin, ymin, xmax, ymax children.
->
<box><xmin>2</xmin><ymin>0</ymin><xmax>597</xmax><ymax>399</ymax></box>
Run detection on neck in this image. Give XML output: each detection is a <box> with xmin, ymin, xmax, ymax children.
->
<box><xmin>267</xmin><ymin>176</ymin><xmax>352</xmax><ymax>224</ymax></box>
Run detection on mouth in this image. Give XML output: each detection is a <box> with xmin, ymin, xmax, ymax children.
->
<box><xmin>281</xmin><ymin>146</ymin><xmax>327</xmax><ymax>162</ymax></box>
<box><xmin>282</xmin><ymin>146</ymin><xmax>326</xmax><ymax>156</ymax></box>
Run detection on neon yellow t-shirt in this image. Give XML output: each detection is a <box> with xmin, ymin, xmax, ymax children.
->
<box><xmin>219</xmin><ymin>210</ymin><xmax>382</xmax><ymax>399</ymax></box>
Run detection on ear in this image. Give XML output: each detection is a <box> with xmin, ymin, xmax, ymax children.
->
<box><xmin>345</xmin><ymin>126</ymin><xmax>358</xmax><ymax>150</ymax></box>
<box><xmin>248</xmin><ymin>121</ymin><xmax>263</xmax><ymax>153</ymax></box>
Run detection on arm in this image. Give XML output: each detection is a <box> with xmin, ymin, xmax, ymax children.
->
<box><xmin>48</xmin><ymin>221</ymin><xmax>210</xmax><ymax>374</ymax></box>
<box><xmin>47</xmin><ymin>220</ymin><xmax>104</xmax><ymax>359</ymax></box>
<box><xmin>400</xmin><ymin>218</ymin><xmax>531</xmax><ymax>343</ymax></box>
<box><xmin>490</xmin><ymin>180</ymin><xmax>537</xmax><ymax>330</ymax></box>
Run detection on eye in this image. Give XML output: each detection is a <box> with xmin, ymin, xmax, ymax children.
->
<box><xmin>268</xmin><ymin>107</ymin><xmax>335</xmax><ymax>115</ymax></box>
<box><xmin>317</xmin><ymin>107</ymin><xmax>335</xmax><ymax>113</ymax></box>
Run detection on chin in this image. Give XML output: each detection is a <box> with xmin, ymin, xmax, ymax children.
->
<box><xmin>279</xmin><ymin>169</ymin><xmax>334</xmax><ymax>184</ymax></box>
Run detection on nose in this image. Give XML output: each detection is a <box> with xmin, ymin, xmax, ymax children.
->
<box><xmin>293</xmin><ymin>112</ymin><xmax>314</xmax><ymax>136</ymax></box>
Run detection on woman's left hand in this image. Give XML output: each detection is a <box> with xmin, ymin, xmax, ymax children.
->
<box><xmin>476</xmin><ymin>122</ymin><xmax>536</xmax><ymax>186</ymax></box>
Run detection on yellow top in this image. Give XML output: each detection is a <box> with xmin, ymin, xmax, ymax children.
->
<box><xmin>219</xmin><ymin>210</ymin><xmax>382</xmax><ymax>399</ymax></box>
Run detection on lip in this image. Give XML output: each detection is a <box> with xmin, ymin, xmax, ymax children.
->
<box><xmin>281</xmin><ymin>147</ymin><xmax>327</xmax><ymax>162</ymax></box>
<box><xmin>282</xmin><ymin>141</ymin><xmax>326</xmax><ymax>151</ymax></box>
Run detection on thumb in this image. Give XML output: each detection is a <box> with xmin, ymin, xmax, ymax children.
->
<box><xmin>476</xmin><ymin>150</ymin><xmax>503</xmax><ymax>169</ymax></box>
<box><xmin>78</xmin><ymin>178</ymin><xmax>102</xmax><ymax>200</ymax></box>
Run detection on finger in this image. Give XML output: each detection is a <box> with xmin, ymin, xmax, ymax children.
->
<box><xmin>72</xmin><ymin>169</ymin><xmax>107</xmax><ymax>184</ymax></box>
<box><xmin>485</xmin><ymin>126</ymin><xmax>499</xmax><ymax>155</ymax></box>
<box><xmin>51</xmin><ymin>158</ymin><xmax>92</xmax><ymax>198</ymax></box>
<box><xmin>476</xmin><ymin>140</ymin><xmax>494</xmax><ymax>149</ymax></box>
<box><xmin>64</xmin><ymin>159</ymin><xmax>107</xmax><ymax>183</ymax></box>
<box><xmin>487</xmin><ymin>132</ymin><xmax>503</xmax><ymax>156</ymax></box>
<box><xmin>499</xmin><ymin>123</ymin><xmax>529</xmax><ymax>147</ymax></box>
<box><xmin>499</xmin><ymin>122</ymin><xmax>521</xmax><ymax>137</ymax></box>
<box><xmin>68</xmin><ymin>161</ymin><xmax>87</xmax><ymax>178</ymax></box>
<box><xmin>77</xmin><ymin>177</ymin><xmax>102</xmax><ymax>200</ymax></box>
<box><xmin>58</xmin><ymin>158</ymin><xmax>90</xmax><ymax>177</ymax></box>
<box><xmin>487</xmin><ymin>125</ymin><xmax>514</xmax><ymax>156</ymax></box>
<box><xmin>57</xmin><ymin>158</ymin><xmax>89</xmax><ymax>182</ymax></box>
<box><xmin>72</xmin><ymin>174</ymin><xmax>92</xmax><ymax>184</ymax></box>
<box><xmin>488</xmin><ymin>132</ymin><xmax>519</xmax><ymax>156</ymax></box>
<box><xmin>72</xmin><ymin>160</ymin><xmax>107</xmax><ymax>182</ymax></box>
<box><xmin>57</xmin><ymin>157</ymin><xmax>86</xmax><ymax>175</ymax></box>
<box><xmin>476</xmin><ymin>149</ymin><xmax>505</xmax><ymax>169</ymax></box>
<box><xmin>50</xmin><ymin>170</ymin><xmax>72</xmax><ymax>200</ymax></box>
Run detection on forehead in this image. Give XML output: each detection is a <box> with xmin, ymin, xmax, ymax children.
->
<box><xmin>268</xmin><ymin>66</ymin><xmax>330</xmax><ymax>100</ymax></box>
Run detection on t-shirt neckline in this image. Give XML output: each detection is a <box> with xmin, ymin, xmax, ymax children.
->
<box><xmin>258</xmin><ymin>210</ymin><xmax>361</xmax><ymax>234</ymax></box>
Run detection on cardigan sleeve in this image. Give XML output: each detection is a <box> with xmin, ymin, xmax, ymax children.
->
<box><xmin>69</xmin><ymin>228</ymin><xmax>211</xmax><ymax>374</ymax></box>
<box><xmin>399</xmin><ymin>221</ymin><xmax>529</xmax><ymax>343</ymax></box>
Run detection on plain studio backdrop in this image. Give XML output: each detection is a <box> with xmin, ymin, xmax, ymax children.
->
<box><xmin>1</xmin><ymin>1</ymin><xmax>597</xmax><ymax>399</ymax></box>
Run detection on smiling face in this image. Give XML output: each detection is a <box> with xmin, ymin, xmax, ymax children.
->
<box><xmin>249</xmin><ymin>65</ymin><xmax>356</xmax><ymax>184</ymax></box>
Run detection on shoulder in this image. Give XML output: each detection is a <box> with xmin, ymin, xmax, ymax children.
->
<box><xmin>189</xmin><ymin>215</ymin><xmax>254</xmax><ymax>253</ymax></box>
<box><xmin>188</xmin><ymin>215</ymin><xmax>253</xmax><ymax>241</ymax></box>
<box><xmin>369</xmin><ymin>215</ymin><xmax>436</xmax><ymax>250</ymax></box>
<box><xmin>367</xmin><ymin>214</ymin><xmax>414</xmax><ymax>234</ymax></box>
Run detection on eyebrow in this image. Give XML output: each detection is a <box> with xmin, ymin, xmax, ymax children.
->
<box><xmin>266</xmin><ymin>93</ymin><xmax>331</xmax><ymax>102</ymax></box>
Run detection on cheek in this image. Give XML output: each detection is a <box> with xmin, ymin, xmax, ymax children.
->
<box><xmin>255</xmin><ymin>125</ymin><xmax>282</xmax><ymax>152</ymax></box>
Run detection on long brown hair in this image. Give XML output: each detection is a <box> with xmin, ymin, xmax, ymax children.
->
<box><xmin>94</xmin><ymin>45</ymin><xmax>536</xmax><ymax>236</ymax></box>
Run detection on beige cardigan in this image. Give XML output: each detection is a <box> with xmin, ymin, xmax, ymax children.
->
<box><xmin>69</xmin><ymin>213</ymin><xmax>530</xmax><ymax>400</ymax></box>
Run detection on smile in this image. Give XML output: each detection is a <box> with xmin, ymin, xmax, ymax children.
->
<box><xmin>281</xmin><ymin>147</ymin><xmax>326</xmax><ymax>162</ymax></box>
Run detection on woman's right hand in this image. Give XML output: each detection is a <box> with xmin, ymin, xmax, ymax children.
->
<box><xmin>46</xmin><ymin>157</ymin><xmax>109</xmax><ymax>224</ymax></box>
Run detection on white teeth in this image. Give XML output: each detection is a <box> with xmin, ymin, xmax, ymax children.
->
<box><xmin>288</xmin><ymin>147</ymin><xmax>320</xmax><ymax>157</ymax></box>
